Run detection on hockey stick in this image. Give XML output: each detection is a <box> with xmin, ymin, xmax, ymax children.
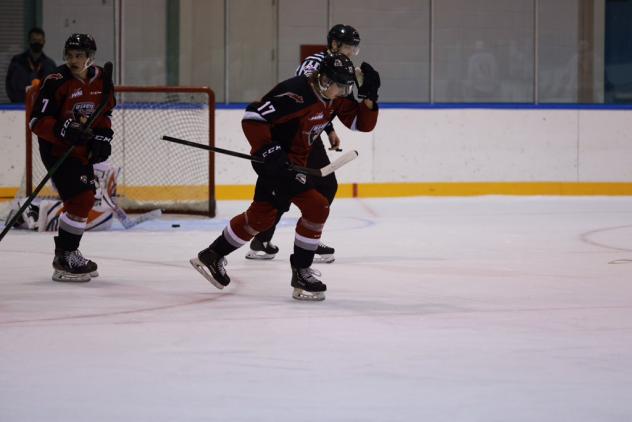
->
<box><xmin>161</xmin><ymin>135</ymin><xmax>358</xmax><ymax>178</ymax></box>
<box><xmin>101</xmin><ymin>190</ymin><xmax>162</xmax><ymax>229</ymax></box>
<box><xmin>0</xmin><ymin>62</ymin><xmax>114</xmax><ymax>243</ymax></box>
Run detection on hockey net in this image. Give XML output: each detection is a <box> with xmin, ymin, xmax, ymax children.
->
<box><xmin>24</xmin><ymin>85</ymin><xmax>216</xmax><ymax>216</ymax></box>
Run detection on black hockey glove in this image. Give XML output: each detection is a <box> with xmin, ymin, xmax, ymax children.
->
<box><xmin>357</xmin><ymin>62</ymin><xmax>381</xmax><ymax>102</ymax></box>
<box><xmin>256</xmin><ymin>143</ymin><xmax>289</xmax><ymax>176</ymax></box>
<box><xmin>88</xmin><ymin>128</ymin><xmax>114</xmax><ymax>164</ymax></box>
<box><xmin>56</xmin><ymin>118</ymin><xmax>93</xmax><ymax>145</ymax></box>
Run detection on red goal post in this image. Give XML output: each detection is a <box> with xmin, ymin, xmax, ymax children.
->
<box><xmin>25</xmin><ymin>85</ymin><xmax>216</xmax><ymax>217</ymax></box>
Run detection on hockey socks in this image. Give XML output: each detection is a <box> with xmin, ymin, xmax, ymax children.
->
<box><xmin>56</xmin><ymin>213</ymin><xmax>87</xmax><ymax>251</ymax></box>
<box><xmin>210</xmin><ymin>232</ymin><xmax>239</xmax><ymax>257</ymax></box>
<box><xmin>291</xmin><ymin>246</ymin><xmax>315</xmax><ymax>269</ymax></box>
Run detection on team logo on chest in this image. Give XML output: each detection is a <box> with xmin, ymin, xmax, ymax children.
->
<box><xmin>73</xmin><ymin>102</ymin><xmax>96</xmax><ymax>121</ymax></box>
<box><xmin>303</xmin><ymin>121</ymin><xmax>330</xmax><ymax>145</ymax></box>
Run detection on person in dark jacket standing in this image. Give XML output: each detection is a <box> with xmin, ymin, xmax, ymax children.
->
<box><xmin>5</xmin><ymin>27</ymin><xmax>57</xmax><ymax>103</ymax></box>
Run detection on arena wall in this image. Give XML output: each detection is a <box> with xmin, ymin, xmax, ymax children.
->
<box><xmin>2</xmin><ymin>106</ymin><xmax>631</xmax><ymax>200</ymax></box>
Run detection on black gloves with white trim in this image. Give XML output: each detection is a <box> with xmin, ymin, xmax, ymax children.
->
<box><xmin>57</xmin><ymin>118</ymin><xmax>92</xmax><ymax>145</ymax></box>
<box><xmin>255</xmin><ymin>143</ymin><xmax>289</xmax><ymax>177</ymax></box>
<box><xmin>55</xmin><ymin>118</ymin><xmax>113</xmax><ymax>163</ymax></box>
<box><xmin>89</xmin><ymin>128</ymin><xmax>113</xmax><ymax>163</ymax></box>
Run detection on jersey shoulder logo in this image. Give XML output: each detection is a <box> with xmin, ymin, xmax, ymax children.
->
<box><xmin>275</xmin><ymin>92</ymin><xmax>304</xmax><ymax>104</ymax></box>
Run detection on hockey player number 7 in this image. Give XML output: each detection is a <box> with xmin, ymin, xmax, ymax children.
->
<box><xmin>0</xmin><ymin>62</ymin><xmax>115</xmax><ymax>244</ymax></box>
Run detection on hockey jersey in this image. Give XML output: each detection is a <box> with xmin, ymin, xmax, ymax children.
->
<box><xmin>242</xmin><ymin>75</ymin><xmax>377</xmax><ymax>167</ymax></box>
<box><xmin>29</xmin><ymin>64</ymin><xmax>116</xmax><ymax>164</ymax></box>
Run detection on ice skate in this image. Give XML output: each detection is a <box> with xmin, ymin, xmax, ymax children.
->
<box><xmin>190</xmin><ymin>247</ymin><xmax>230</xmax><ymax>289</ymax></box>
<box><xmin>245</xmin><ymin>238</ymin><xmax>279</xmax><ymax>260</ymax></box>
<box><xmin>52</xmin><ymin>249</ymin><xmax>98</xmax><ymax>282</ymax></box>
<box><xmin>313</xmin><ymin>241</ymin><xmax>335</xmax><ymax>263</ymax></box>
<box><xmin>291</xmin><ymin>266</ymin><xmax>326</xmax><ymax>301</ymax></box>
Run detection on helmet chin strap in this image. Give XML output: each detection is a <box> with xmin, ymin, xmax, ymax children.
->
<box><xmin>84</xmin><ymin>56</ymin><xmax>95</xmax><ymax>71</ymax></box>
<box><xmin>65</xmin><ymin>51</ymin><xmax>95</xmax><ymax>74</ymax></box>
<box><xmin>316</xmin><ymin>75</ymin><xmax>333</xmax><ymax>100</ymax></box>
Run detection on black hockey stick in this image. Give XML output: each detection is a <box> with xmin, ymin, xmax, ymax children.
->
<box><xmin>0</xmin><ymin>62</ymin><xmax>114</xmax><ymax>243</ymax></box>
<box><xmin>161</xmin><ymin>135</ymin><xmax>358</xmax><ymax>178</ymax></box>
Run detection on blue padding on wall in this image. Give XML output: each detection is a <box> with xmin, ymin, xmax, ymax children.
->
<box><xmin>216</xmin><ymin>102</ymin><xmax>632</xmax><ymax>110</ymax></box>
<box><xmin>115</xmin><ymin>102</ymin><xmax>206</xmax><ymax>110</ymax></box>
<box><xmin>0</xmin><ymin>104</ymin><xmax>26</xmax><ymax>110</ymax></box>
<box><xmin>377</xmin><ymin>103</ymin><xmax>632</xmax><ymax>110</ymax></box>
<box><xmin>2</xmin><ymin>102</ymin><xmax>632</xmax><ymax>111</ymax></box>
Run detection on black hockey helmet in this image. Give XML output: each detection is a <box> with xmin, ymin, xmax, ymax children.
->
<box><xmin>327</xmin><ymin>24</ymin><xmax>360</xmax><ymax>48</ymax></box>
<box><xmin>317</xmin><ymin>53</ymin><xmax>356</xmax><ymax>97</ymax></box>
<box><xmin>320</xmin><ymin>53</ymin><xmax>355</xmax><ymax>85</ymax></box>
<box><xmin>64</xmin><ymin>33</ymin><xmax>97</xmax><ymax>57</ymax></box>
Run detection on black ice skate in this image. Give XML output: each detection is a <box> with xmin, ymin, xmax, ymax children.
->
<box><xmin>245</xmin><ymin>238</ymin><xmax>279</xmax><ymax>260</ymax></box>
<box><xmin>52</xmin><ymin>249</ymin><xmax>98</xmax><ymax>282</ymax></box>
<box><xmin>190</xmin><ymin>247</ymin><xmax>230</xmax><ymax>289</ymax></box>
<box><xmin>291</xmin><ymin>266</ymin><xmax>327</xmax><ymax>301</ymax></box>
<box><xmin>314</xmin><ymin>241</ymin><xmax>335</xmax><ymax>264</ymax></box>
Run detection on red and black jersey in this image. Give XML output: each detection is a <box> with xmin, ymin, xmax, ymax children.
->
<box><xmin>29</xmin><ymin>64</ymin><xmax>116</xmax><ymax>163</ymax></box>
<box><xmin>242</xmin><ymin>75</ymin><xmax>377</xmax><ymax>167</ymax></box>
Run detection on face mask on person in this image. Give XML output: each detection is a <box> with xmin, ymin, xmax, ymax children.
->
<box><xmin>30</xmin><ymin>43</ymin><xmax>44</xmax><ymax>53</ymax></box>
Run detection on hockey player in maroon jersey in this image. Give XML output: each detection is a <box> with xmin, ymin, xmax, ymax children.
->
<box><xmin>247</xmin><ymin>24</ymin><xmax>363</xmax><ymax>263</ymax></box>
<box><xmin>29</xmin><ymin>33</ymin><xmax>116</xmax><ymax>282</ymax></box>
<box><xmin>191</xmin><ymin>53</ymin><xmax>381</xmax><ymax>301</ymax></box>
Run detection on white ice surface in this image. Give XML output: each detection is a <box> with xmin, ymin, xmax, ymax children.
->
<box><xmin>1</xmin><ymin>197</ymin><xmax>632</xmax><ymax>422</ymax></box>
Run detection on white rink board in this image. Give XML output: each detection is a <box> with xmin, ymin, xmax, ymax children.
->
<box><xmin>2</xmin><ymin>107</ymin><xmax>632</xmax><ymax>189</ymax></box>
<box><xmin>0</xmin><ymin>110</ymin><xmax>27</xmax><ymax>189</ymax></box>
<box><xmin>578</xmin><ymin>110</ymin><xmax>632</xmax><ymax>182</ymax></box>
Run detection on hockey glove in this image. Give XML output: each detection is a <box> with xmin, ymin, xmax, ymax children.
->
<box><xmin>256</xmin><ymin>143</ymin><xmax>289</xmax><ymax>176</ymax></box>
<box><xmin>89</xmin><ymin>128</ymin><xmax>114</xmax><ymax>164</ymax></box>
<box><xmin>57</xmin><ymin>118</ymin><xmax>93</xmax><ymax>145</ymax></box>
<box><xmin>357</xmin><ymin>62</ymin><xmax>381</xmax><ymax>102</ymax></box>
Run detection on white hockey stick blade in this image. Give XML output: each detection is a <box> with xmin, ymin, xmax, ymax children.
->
<box><xmin>319</xmin><ymin>150</ymin><xmax>359</xmax><ymax>177</ymax></box>
<box><xmin>129</xmin><ymin>209</ymin><xmax>162</xmax><ymax>229</ymax></box>
<box><xmin>115</xmin><ymin>208</ymin><xmax>162</xmax><ymax>229</ymax></box>
<box><xmin>131</xmin><ymin>209</ymin><xmax>162</xmax><ymax>227</ymax></box>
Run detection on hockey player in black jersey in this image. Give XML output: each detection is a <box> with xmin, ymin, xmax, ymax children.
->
<box><xmin>191</xmin><ymin>53</ymin><xmax>381</xmax><ymax>301</ymax></box>
<box><xmin>247</xmin><ymin>24</ymin><xmax>365</xmax><ymax>264</ymax></box>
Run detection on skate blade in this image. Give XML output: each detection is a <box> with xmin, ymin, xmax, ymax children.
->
<box><xmin>245</xmin><ymin>250</ymin><xmax>276</xmax><ymax>260</ymax></box>
<box><xmin>313</xmin><ymin>254</ymin><xmax>335</xmax><ymax>264</ymax></box>
<box><xmin>52</xmin><ymin>270</ymin><xmax>91</xmax><ymax>282</ymax></box>
<box><xmin>189</xmin><ymin>257</ymin><xmax>225</xmax><ymax>290</ymax></box>
<box><xmin>292</xmin><ymin>288</ymin><xmax>325</xmax><ymax>301</ymax></box>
